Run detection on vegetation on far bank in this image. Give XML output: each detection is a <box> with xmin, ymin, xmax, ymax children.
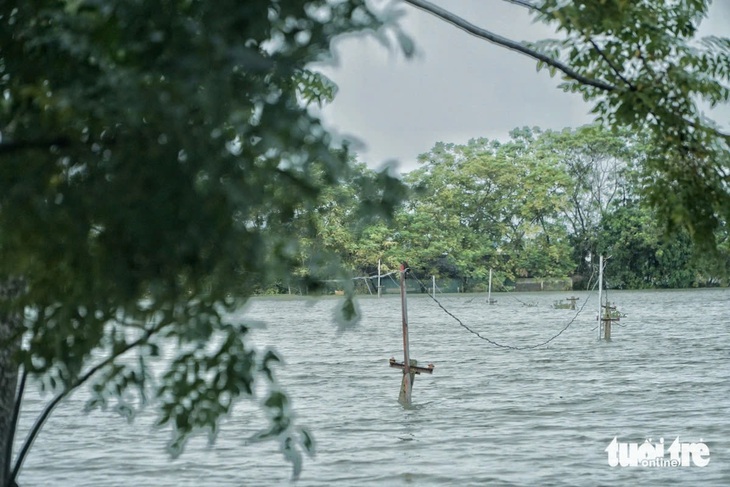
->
<box><xmin>267</xmin><ymin>125</ymin><xmax>730</xmax><ymax>295</ymax></box>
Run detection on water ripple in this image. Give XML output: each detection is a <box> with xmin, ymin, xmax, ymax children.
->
<box><xmin>15</xmin><ymin>289</ymin><xmax>730</xmax><ymax>486</ymax></box>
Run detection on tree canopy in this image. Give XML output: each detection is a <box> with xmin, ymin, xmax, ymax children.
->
<box><xmin>0</xmin><ymin>0</ymin><xmax>406</xmax><ymax>484</ymax></box>
<box><xmin>293</xmin><ymin>126</ymin><xmax>730</xmax><ymax>292</ymax></box>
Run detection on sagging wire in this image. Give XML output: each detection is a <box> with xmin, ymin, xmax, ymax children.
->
<box><xmin>408</xmin><ymin>266</ymin><xmax>598</xmax><ymax>350</ymax></box>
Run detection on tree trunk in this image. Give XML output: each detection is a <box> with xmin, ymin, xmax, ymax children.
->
<box><xmin>0</xmin><ymin>279</ymin><xmax>23</xmax><ymax>487</ymax></box>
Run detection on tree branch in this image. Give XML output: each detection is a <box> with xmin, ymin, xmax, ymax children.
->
<box><xmin>586</xmin><ymin>39</ymin><xmax>636</xmax><ymax>90</ymax></box>
<box><xmin>3</xmin><ymin>369</ymin><xmax>25</xmax><ymax>487</ymax></box>
<box><xmin>502</xmin><ymin>0</ymin><xmax>541</xmax><ymax>12</ymax></box>
<box><xmin>8</xmin><ymin>322</ymin><xmax>168</xmax><ymax>484</ymax></box>
<box><xmin>409</xmin><ymin>0</ymin><xmax>730</xmax><ymax>142</ymax></box>
<box><xmin>504</xmin><ymin>0</ymin><xmax>636</xmax><ymax>90</ymax></box>
<box><xmin>403</xmin><ymin>0</ymin><xmax>616</xmax><ymax>92</ymax></box>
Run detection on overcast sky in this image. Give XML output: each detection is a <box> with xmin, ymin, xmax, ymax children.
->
<box><xmin>313</xmin><ymin>0</ymin><xmax>730</xmax><ymax>174</ymax></box>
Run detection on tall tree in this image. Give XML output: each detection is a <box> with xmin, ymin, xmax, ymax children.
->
<box><xmin>494</xmin><ymin>128</ymin><xmax>574</xmax><ymax>278</ymax></box>
<box><xmin>0</xmin><ymin>0</ymin><xmax>407</xmax><ymax>484</ymax></box>
<box><xmin>289</xmin><ymin>159</ymin><xmax>404</xmax><ymax>293</ymax></box>
<box><xmin>534</xmin><ymin>125</ymin><xmax>640</xmax><ymax>282</ymax></box>
<box><xmin>400</xmin><ymin>140</ymin><xmax>506</xmax><ymax>288</ymax></box>
<box><xmin>399</xmin><ymin>131</ymin><xmax>573</xmax><ymax>288</ymax></box>
<box><xmin>598</xmin><ymin>203</ymin><xmax>697</xmax><ymax>288</ymax></box>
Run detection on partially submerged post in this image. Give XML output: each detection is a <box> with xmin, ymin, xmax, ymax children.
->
<box><xmin>602</xmin><ymin>304</ymin><xmax>612</xmax><ymax>340</ymax></box>
<box><xmin>566</xmin><ymin>296</ymin><xmax>579</xmax><ymax>310</ymax></box>
<box><xmin>377</xmin><ymin>259</ymin><xmax>382</xmax><ymax>298</ymax></box>
<box><xmin>388</xmin><ymin>263</ymin><xmax>434</xmax><ymax>405</ymax></box>
<box><xmin>597</xmin><ymin>256</ymin><xmax>620</xmax><ymax>340</ymax></box>
<box><xmin>597</xmin><ymin>255</ymin><xmax>603</xmax><ymax>340</ymax></box>
<box><xmin>601</xmin><ymin>302</ymin><xmax>620</xmax><ymax>340</ymax></box>
<box><xmin>399</xmin><ymin>262</ymin><xmax>411</xmax><ymax>402</ymax></box>
<box><xmin>389</xmin><ymin>357</ymin><xmax>435</xmax><ymax>405</ymax></box>
<box><xmin>487</xmin><ymin>268</ymin><xmax>497</xmax><ymax>304</ymax></box>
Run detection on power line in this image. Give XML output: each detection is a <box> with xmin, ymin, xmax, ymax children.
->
<box><xmin>408</xmin><ymin>268</ymin><xmax>597</xmax><ymax>350</ymax></box>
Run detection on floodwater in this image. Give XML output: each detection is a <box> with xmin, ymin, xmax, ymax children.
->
<box><xmin>15</xmin><ymin>288</ymin><xmax>730</xmax><ymax>486</ymax></box>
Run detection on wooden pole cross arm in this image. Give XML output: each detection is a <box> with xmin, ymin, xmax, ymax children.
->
<box><xmin>389</xmin><ymin>357</ymin><xmax>435</xmax><ymax>375</ymax></box>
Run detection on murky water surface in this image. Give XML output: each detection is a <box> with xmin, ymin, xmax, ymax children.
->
<box><xmin>16</xmin><ymin>289</ymin><xmax>730</xmax><ymax>486</ymax></box>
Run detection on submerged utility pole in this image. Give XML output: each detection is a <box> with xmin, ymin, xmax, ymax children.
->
<box><xmin>597</xmin><ymin>255</ymin><xmax>620</xmax><ymax>340</ymax></box>
<box><xmin>399</xmin><ymin>262</ymin><xmax>411</xmax><ymax>402</ymax></box>
<box><xmin>487</xmin><ymin>268</ymin><xmax>496</xmax><ymax>304</ymax></box>
<box><xmin>597</xmin><ymin>255</ymin><xmax>603</xmax><ymax>340</ymax></box>
<box><xmin>388</xmin><ymin>263</ymin><xmax>434</xmax><ymax>406</ymax></box>
<box><xmin>566</xmin><ymin>296</ymin><xmax>579</xmax><ymax>310</ymax></box>
<box><xmin>377</xmin><ymin>259</ymin><xmax>382</xmax><ymax>298</ymax></box>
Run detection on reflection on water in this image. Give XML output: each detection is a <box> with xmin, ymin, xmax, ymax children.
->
<box><xmin>16</xmin><ymin>289</ymin><xmax>730</xmax><ymax>486</ymax></box>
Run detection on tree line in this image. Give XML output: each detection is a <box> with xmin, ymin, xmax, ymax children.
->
<box><xmin>276</xmin><ymin>124</ymin><xmax>730</xmax><ymax>294</ymax></box>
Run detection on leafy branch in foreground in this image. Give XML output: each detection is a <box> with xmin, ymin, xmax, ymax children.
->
<box><xmin>10</xmin><ymin>320</ymin><xmax>167</xmax><ymax>483</ymax></box>
<box><xmin>0</xmin><ymin>0</ymin><xmax>411</xmax><ymax>483</ymax></box>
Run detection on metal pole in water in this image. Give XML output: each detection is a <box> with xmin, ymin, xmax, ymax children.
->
<box><xmin>378</xmin><ymin>259</ymin><xmax>382</xmax><ymax>298</ymax></box>
<box><xmin>488</xmin><ymin>268</ymin><xmax>493</xmax><ymax>304</ymax></box>
<box><xmin>432</xmin><ymin>275</ymin><xmax>436</xmax><ymax>297</ymax></box>
<box><xmin>399</xmin><ymin>263</ymin><xmax>412</xmax><ymax>405</ymax></box>
<box><xmin>597</xmin><ymin>255</ymin><xmax>603</xmax><ymax>340</ymax></box>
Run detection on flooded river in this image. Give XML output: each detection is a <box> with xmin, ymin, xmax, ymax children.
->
<box><xmin>15</xmin><ymin>288</ymin><xmax>730</xmax><ymax>486</ymax></box>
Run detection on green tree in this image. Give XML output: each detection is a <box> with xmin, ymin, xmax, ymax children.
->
<box><xmin>289</xmin><ymin>159</ymin><xmax>404</xmax><ymax>294</ymax></box>
<box><xmin>598</xmin><ymin>203</ymin><xmax>697</xmax><ymax>288</ymax></box>
<box><xmin>404</xmin><ymin>0</ymin><xmax>730</xmax><ymax>249</ymax></box>
<box><xmin>494</xmin><ymin>128</ymin><xmax>574</xmax><ymax>278</ymax></box>
<box><xmin>532</xmin><ymin>125</ymin><xmax>641</xmax><ymax>283</ymax></box>
<box><xmin>399</xmin><ymin>140</ymin><xmax>506</xmax><ymax>289</ymax></box>
<box><xmin>396</xmin><ymin>130</ymin><xmax>574</xmax><ymax>288</ymax></box>
<box><xmin>690</xmin><ymin>223</ymin><xmax>730</xmax><ymax>285</ymax></box>
<box><xmin>0</xmin><ymin>1</ymin><xmax>408</xmax><ymax>484</ymax></box>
